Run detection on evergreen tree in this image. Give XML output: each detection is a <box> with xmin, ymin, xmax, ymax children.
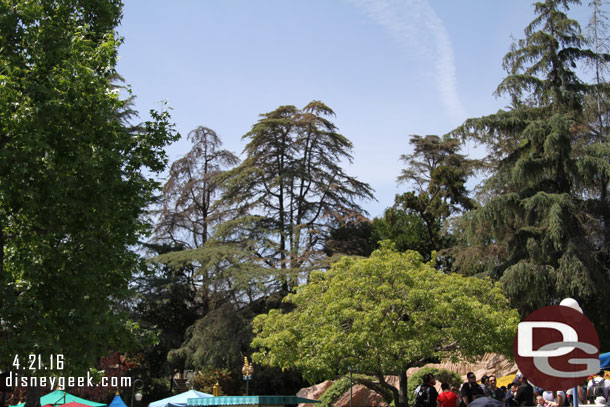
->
<box><xmin>452</xmin><ymin>0</ymin><xmax>610</xmax><ymax>344</ymax></box>
<box><xmin>371</xmin><ymin>135</ymin><xmax>474</xmax><ymax>262</ymax></box>
<box><xmin>580</xmin><ymin>0</ymin><xmax>610</xmax><ymax>278</ymax></box>
<box><xmin>152</xmin><ymin>126</ymin><xmax>239</xmax><ymax>249</ymax></box>
<box><xmin>217</xmin><ymin>101</ymin><xmax>374</xmax><ymax>292</ymax></box>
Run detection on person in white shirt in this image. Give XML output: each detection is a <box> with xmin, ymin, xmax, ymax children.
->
<box><xmin>588</xmin><ymin>372</ymin><xmax>610</xmax><ymax>401</ymax></box>
<box><xmin>542</xmin><ymin>390</ymin><xmax>565</xmax><ymax>407</ymax></box>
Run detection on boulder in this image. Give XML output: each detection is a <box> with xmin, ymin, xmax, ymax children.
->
<box><xmin>333</xmin><ymin>384</ymin><xmax>387</xmax><ymax>407</ymax></box>
<box><xmin>298</xmin><ymin>380</ymin><xmax>335</xmax><ymax>407</ymax></box>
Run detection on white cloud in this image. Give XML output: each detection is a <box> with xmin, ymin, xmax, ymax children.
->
<box><xmin>346</xmin><ymin>0</ymin><xmax>466</xmax><ymax>124</ymax></box>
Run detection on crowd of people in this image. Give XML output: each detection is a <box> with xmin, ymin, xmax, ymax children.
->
<box><xmin>414</xmin><ymin>371</ymin><xmax>610</xmax><ymax>407</ymax></box>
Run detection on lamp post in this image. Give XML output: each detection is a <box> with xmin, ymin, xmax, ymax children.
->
<box><xmin>131</xmin><ymin>379</ymin><xmax>144</xmax><ymax>407</ymax></box>
<box><xmin>242</xmin><ymin>357</ymin><xmax>254</xmax><ymax>396</ymax></box>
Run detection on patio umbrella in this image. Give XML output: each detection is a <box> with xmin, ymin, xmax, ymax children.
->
<box><xmin>600</xmin><ymin>352</ymin><xmax>610</xmax><ymax>370</ymax></box>
<box><xmin>10</xmin><ymin>391</ymin><xmax>106</xmax><ymax>407</ymax></box>
<box><xmin>108</xmin><ymin>394</ymin><xmax>128</xmax><ymax>407</ymax></box>
<box><xmin>148</xmin><ymin>390</ymin><xmax>212</xmax><ymax>407</ymax></box>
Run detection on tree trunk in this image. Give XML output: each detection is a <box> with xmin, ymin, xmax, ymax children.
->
<box><xmin>0</xmin><ymin>226</ymin><xmax>4</xmax><ymax>310</ymax></box>
<box><xmin>397</xmin><ymin>370</ymin><xmax>409</xmax><ymax>407</ymax></box>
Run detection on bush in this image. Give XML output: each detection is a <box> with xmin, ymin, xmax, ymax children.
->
<box><xmin>318</xmin><ymin>374</ymin><xmax>375</xmax><ymax>407</ymax></box>
<box><xmin>407</xmin><ymin>368</ymin><xmax>462</xmax><ymax>407</ymax></box>
<box><xmin>190</xmin><ymin>369</ymin><xmax>232</xmax><ymax>395</ymax></box>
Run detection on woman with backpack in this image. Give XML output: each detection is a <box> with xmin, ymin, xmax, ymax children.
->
<box><xmin>416</xmin><ymin>374</ymin><xmax>439</xmax><ymax>407</ymax></box>
<box><xmin>587</xmin><ymin>372</ymin><xmax>610</xmax><ymax>403</ymax></box>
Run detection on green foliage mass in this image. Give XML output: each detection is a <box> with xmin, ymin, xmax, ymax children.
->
<box><xmin>374</xmin><ymin>134</ymin><xmax>475</xmax><ymax>265</ymax></box>
<box><xmin>450</xmin><ymin>0</ymin><xmax>610</xmax><ymax>345</ymax></box>
<box><xmin>217</xmin><ymin>101</ymin><xmax>374</xmax><ymax>292</ymax></box>
<box><xmin>190</xmin><ymin>368</ymin><xmax>232</xmax><ymax>396</ymax></box>
<box><xmin>0</xmin><ymin>0</ymin><xmax>178</xmax><ymax>378</ymax></box>
<box><xmin>252</xmin><ymin>243</ymin><xmax>519</xmax><ymax>407</ymax></box>
<box><xmin>317</xmin><ymin>375</ymin><xmax>371</xmax><ymax>407</ymax></box>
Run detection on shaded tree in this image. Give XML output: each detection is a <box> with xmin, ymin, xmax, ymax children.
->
<box><xmin>252</xmin><ymin>243</ymin><xmax>519</xmax><ymax>407</ymax></box>
<box><xmin>323</xmin><ymin>211</ymin><xmax>375</xmax><ymax>258</ymax></box>
<box><xmin>372</xmin><ymin>135</ymin><xmax>474</xmax><ymax>262</ymax></box>
<box><xmin>131</xmin><ymin>243</ymin><xmax>203</xmax><ymax>387</ymax></box>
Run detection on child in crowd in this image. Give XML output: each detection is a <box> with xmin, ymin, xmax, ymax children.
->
<box><xmin>536</xmin><ymin>396</ymin><xmax>547</xmax><ymax>407</ymax></box>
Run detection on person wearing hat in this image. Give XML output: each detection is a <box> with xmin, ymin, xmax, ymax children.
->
<box><xmin>514</xmin><ymin>374</ymin><xmax>534</xmax><ymax>407</ymax></box>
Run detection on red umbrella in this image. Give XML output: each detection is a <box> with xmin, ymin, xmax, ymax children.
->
<box><xmin>59</xmin><ymin>402</ymin><xmax>95</xmax><ymax>407</ymax></box>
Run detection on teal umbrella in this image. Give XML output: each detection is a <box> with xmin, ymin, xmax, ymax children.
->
<box><xmin>10</xmin><ymin>391</ymin><xmax>106</xmax><ymax>407</ymax></box>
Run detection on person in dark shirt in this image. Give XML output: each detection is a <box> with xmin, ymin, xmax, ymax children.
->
<box><xmin>514</xmin><ymin>374</ymin><xmax>534</xmax><ymax>406</ymax></box>
<box><xmin>505</xmin><ymin>383</ymin><xmax>519</xmax><ymax>407</ymax></box>
<box><xmin>460</xmin><ymin>372</ymin><xmax>485</xmax><ymax>407</ymax></box>
<box><xmin>481</xmin><ymin>376</ymin><xmax>490</xmax><ymax>396</ymax></box>
<box><xmin>417</xmin><ymin>374</ymin><xmax>439</xmax><ymax>407</ymax></box>
<box><xmin>487</xmin><ymin>376</ymin><xmax>505</xmax><ymax>403</ymax></box>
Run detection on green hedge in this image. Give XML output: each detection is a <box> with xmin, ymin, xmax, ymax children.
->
<box><xmin>407</xmin><ymin>368</ymin><xmax>462</xmax><ymax>407</ymax></box>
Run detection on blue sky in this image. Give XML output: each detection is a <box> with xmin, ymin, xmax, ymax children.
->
<box><xmin>116</xmin><ymin>0</ymin><xmax>595</xmax><ymax>218</ymax></box>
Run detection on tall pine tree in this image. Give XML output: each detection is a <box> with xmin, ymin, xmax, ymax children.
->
<box><xmin>217</xmin><ymin>101</ymin><xmax>374</xmax><ymax>293</ymax></box>
<box><xmin>453</xmin><ymin>0</ymin><xmax>610</xmax><ymax>344</ymax></box>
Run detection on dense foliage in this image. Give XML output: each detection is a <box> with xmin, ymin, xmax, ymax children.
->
<box><xmin>450</xmin><ymin>0</ymin><xmax>610</xmax><ymax>346</ymax></box>
<box><xmin>5</xmin><ymin>0</ymin><xmax>610</xmax><ymax>403</ymax></box>
<box><xmin>251</xmin><ymin>244</ymin><xmax>519</xmax><ymax>407</ymax></box>
<box><xmin>0</xmin><ymin>0</ymin><xmax>177</xmax><ymax>381</ymax></box>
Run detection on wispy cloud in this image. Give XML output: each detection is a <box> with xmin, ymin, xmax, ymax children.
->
<box><xmin>346</xmin><ymin>0</ymin><xmax>466</xmax><ymax>124</ymax></box>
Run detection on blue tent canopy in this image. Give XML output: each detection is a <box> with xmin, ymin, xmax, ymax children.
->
<box><xmin>601</xmin><ymin>352</ymin><xmax>610</xmax><ymax>370</ymax></box>
<box><xmin>187</xmin><ymin>396</ymin><xmax>319</xmax><ymax>406</ymax></box>
<box><xmin>109</xmin><ymin>395</ymin><xmax>128</xmax><ymax>407</ymax></box>
<box><xmin>149</xmin><ymin>391</ymin><xmax>212</xmax><ymax>407</ymax></box>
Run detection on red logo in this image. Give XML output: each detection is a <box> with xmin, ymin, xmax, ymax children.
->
<box><xmin>513</xmin><ymin>305</ymin><xmax>600</xmax><ymax>390</ymax></box>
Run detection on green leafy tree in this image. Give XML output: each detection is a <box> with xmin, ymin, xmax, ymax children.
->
<box><xmin>451</xmin><ymin>0</ymin><xmax>610</xmax><ymax>344</ymax></box>
<box><xmin>252</xmin><ymin>243</ymin><xmax>519</xmax><ymax>407</ymax></box>
<box><xmin>372</xmin><ymin>135</ymin><xmax>474</xmax><ymax>262</ymax></box>
<box><xmin>0</xmin><ymin>1</ymin><xmax>178</xmax><ymax>403</ymax></box>
<box><xmin>218</xmin><ymin>101</ymin><xmax>374</xmax><ymax>292</ymax></box>
<box><xmin>370</xmin><ymin>204</ymin><xmax>433</xmax><ymax>258</ymax></box>
<box><xmin>131</xmin><ymin>243</ymin><xmax>203</xmax><ymax>391</ymax></box>
<box><xmin>323</xmin><ymin>211</ymin><xmax>375</xmax><ymax>258</ymax></box>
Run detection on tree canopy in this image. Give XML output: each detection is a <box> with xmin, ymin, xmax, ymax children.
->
<box><xmin>216</xmin><ymin>101</ymin><xmax>374</xmax><ymax>292</ymax></box>
<box><xmin>450</xmin><ymin>0</ymin><xmax>610</xmax><ymax>344</ymax></box>
<box><xmin>252</xmin><ymin>244</ymin><xmax>519</xmax><ymax>407</ymax></box>
<box><xmin>0</xmin><ymin>0</ymin><xmax>177</xmax><ymax>383</ymax></box>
